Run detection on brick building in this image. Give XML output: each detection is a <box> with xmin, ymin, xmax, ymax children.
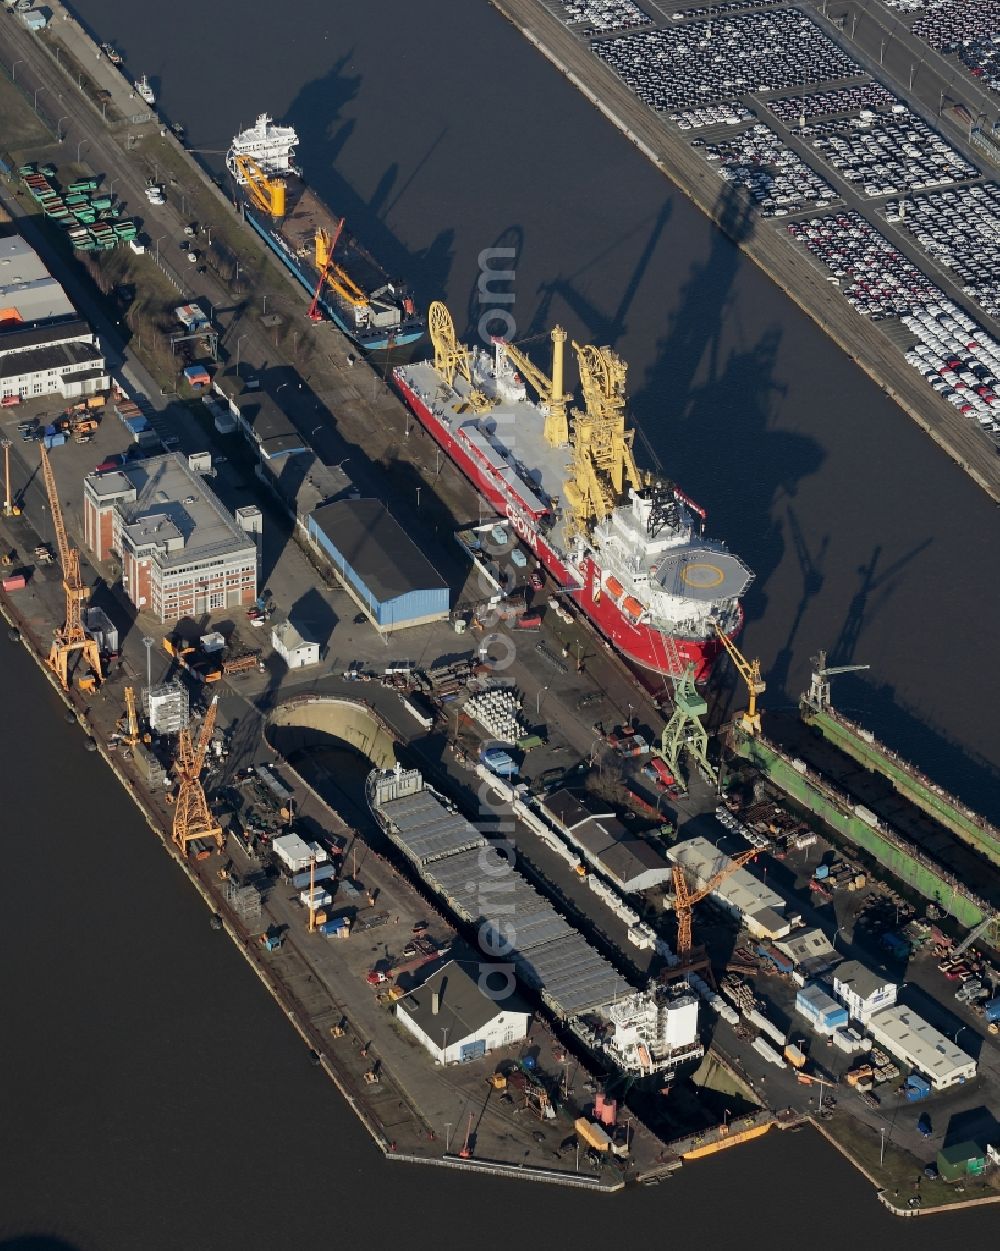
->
<box><xmin>83</xmin><ymin>453</ymin><xmax>258</xmax><ymax>622</ymax></box>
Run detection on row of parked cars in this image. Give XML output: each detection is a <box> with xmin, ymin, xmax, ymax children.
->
<box><xmin>594</xmin><ymin>8</ymin><xmax>863</xmax><ymax>114</ymax></box>
<box><xmin>883</xmin><ymin>184</ymin><xmax>1000</xmax><ymax>321</ymax></box>
<box><xmin>765</xmin><ymin>82</ymin><xmax>897</xmax><ymax>126</ymax></box>
<box><xmin>900</xmin><ymin>301</ymin><xmax>1000</xmax><ymax>441</ymax></box>
<box><xmin>693</xmin><ymin>122</ymin><xmax>837</xmax><ymax>216</ymax></box>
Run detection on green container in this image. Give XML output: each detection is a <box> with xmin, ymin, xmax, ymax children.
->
<box><xmin>67</xmin><ymin>178</ymin><xmax>98</xmax><ymax>193</ymax></box>
<box><xmin>18</xmin><ymin>164</ymin><xmax>36</xmax><ymax>177</ymax></box>
<box><xmin>39</xmin><ymin>164</ymin><xmax>57</xmax><ymax>178</ymax></box>
<box><xmin>64</xmin><ymin>194</ymin><xmax>89</xmax><ymax>207</ymax></box>
<box><xmin>90</xmin><ymin>196</ymin><xmax>112</xmax><ymax>209</ymax></box>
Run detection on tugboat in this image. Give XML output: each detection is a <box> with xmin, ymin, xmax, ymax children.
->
<box><xmin>135</xmin><ymin>74</ymin><xmax>155</xmax><ymax>107</ymax></box>
<box><xmin>99</xmin><ymin>42</ymin><xmax>122</xmax><ymax>65</ymax></box>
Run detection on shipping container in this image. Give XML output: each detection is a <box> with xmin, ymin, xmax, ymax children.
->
<box><xmin>1</xmin><ymin>573</ymin><xmax>26</xmax><ymax>591</ymax></box>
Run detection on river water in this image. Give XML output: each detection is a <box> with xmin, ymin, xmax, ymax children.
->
<box><xmin>2</xmin><ymin>0</ymin><xmax>999</xmax><ymax>1243</ymax></box>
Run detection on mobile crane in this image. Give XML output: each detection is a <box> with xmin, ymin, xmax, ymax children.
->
<box><xmin>38</xmin><ymin>443</ymin><xmax>102</xmax><ymax>691</ymax></box>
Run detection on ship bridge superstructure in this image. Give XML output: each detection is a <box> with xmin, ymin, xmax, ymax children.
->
<box><xmin>227</xmin><ymin>114</ymin><xmax>299</xmax><ymax>181</ymax></box>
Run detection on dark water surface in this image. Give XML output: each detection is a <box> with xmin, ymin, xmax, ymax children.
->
<box><xmin>3</xmin><ymin>0</ymin><xmax>999</xmax><ymax>1242</ymax></box>
<box><xmin>74</xmin><ymin>0</ymin><xmax>998</xmax><ymax>814</ymax></box>
<box><xmin>0</xmin><ymin>630</ymin><xmax>992</xmax><ymax>1250</ymax></box>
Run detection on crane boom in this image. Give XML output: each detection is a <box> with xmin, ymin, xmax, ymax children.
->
<box><xmin>124</xmin><ymin>685</ymin><xmax>139</xmax><ymax>747</ymax></box>
<box><xmin>712</xmin><ymin>622</ymin><xmax>765</xmax><ymax>735</ymax></box>
<box><xmin>672</xmin><ymin>847</ymin><xmax>760</xmax><ymax>957</ymax></box>
<box><xmin>804</xmin><ymin>650</ymin><xmax>871</xmax><ymax>713</ymax></box>
<box><xmin>496</xmin><ymin>327</ymin><xmax>569</xmax><ymax>445</ymax></box>
<box><xmin>172</xmin><ymin>697</ymin><xmax>223</xmax><ymax>855</ymax></box>
<box><xmin>232</xmin><ymin>154</ymin><xmax>286</xmax><ymax>217</ymax></box>
<box><xmin>308</xmin><ymin>221</ymin><xmax>367</xmax><ymax>319</ymax></box>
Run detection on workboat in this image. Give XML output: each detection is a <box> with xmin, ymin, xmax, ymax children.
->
<box><xmin>227</xmin><ymin>114</ymin><xmax>423</xmax><ymax>352</ymax></box>
<box><xmin>99</xmin><ymin>42</ymin><xmax>122</xmax><ymax>66</ymax></box>
<box><xmin>394</xmin><ymin>305</ymin><xmax>752</xmax><ymax>682</ymax></box>
<box><xmin>135</xmin><ymin>74</ymin><xmax>155</xmax><ymax>106</ymax></box>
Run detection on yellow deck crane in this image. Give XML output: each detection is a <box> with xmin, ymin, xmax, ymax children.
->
<box><xmin>231</xmin><ymin>154</ymin><xmax>286</xmax><ymax>218</ymax></box>
<box><xmin>309</xmin><ymin>220</ymin><xmax>369</xmax><ymax>318</ymax></box>
<box><xmin>2</xmin><ymin>437</ymin><xmax>21</xmax><ymax>516</ymax></box>
<box><xmin>562</xmin><ymin>341</ymin><xmax>641</xmax><ymax>538</ymax></box>
<box><xmin>672</xmin><ymin>846</ymin><xmax>761</xmax><ymax>964</ymax></box>
<box><xmin>428</xmin><ymin>301</ymin><xmax>493</xmax><ymax>413</ymax></box>
<box><xmin>712</xmin><ymin>622</ymin><xmax>765</xmax><ymax>736</ymax></box>
<box><xmin>172</xmin><ymin>696</ymin><xmax>224</xmax><ymax>856</ymax></box>
<box><xmin>38</xmin><ymin>443</ymin><xmax>102</xmax><ymax>692</ymax></box>
<box><xmin>495</xmin><ymin>326</ymin><xmax>569</xmax><ymax>446</ymax></box>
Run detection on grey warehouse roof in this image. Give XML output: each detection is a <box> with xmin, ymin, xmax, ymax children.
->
<box><xmin>398</xmin><ymin>959</ymin><xmax>530</xmax><ymax>1041</ymax></box>
<box><xmin>834</xmin><ymin>959</ymin><xmax>895</xmax><ymax>999</ymax></box>
<box><xmin>311</xmin><ymin>498</ymin><xmax>448</xmax><ymax>603</ymax></box>
<box><xmin>376</xmin><ymin>779</ymin><xmax>630</xmax><ymax>1016</ymax></box>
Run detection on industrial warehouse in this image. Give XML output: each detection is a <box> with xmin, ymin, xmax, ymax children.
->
<box><xmin>368</xmin><ymin>767</ymin><xmax>702</xmax><ymax>1076</ymax></box>
<box><xmin>0</xmin><ymin>235</ymin><xmax>109</xmax><ymax>402</ymax></box>
<box><xmin>307</xmin><ymin>498</ymin><xmax>449</xmax><ymax>631</ymax></box>
<box><xmin>83</xmin><ymin>452</ymin><xmax>259</xmax><ymax>621</ymax></box>
<box><xmin>541</xmin><ymin>789</ymin><xmax>673</xmax><ymax>894</ymax></box>
<box><xmin>667</xmin><ymin>837</ymin><xmax>792</xmax><ymax>941</ymax></box>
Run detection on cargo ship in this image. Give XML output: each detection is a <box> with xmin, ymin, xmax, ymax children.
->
<box><xmin>394</xmin><ymin>304</ymin><xmax>752</xmax><ymax>682</ymax></box>
<box><xmin>227</xmin><ymin>115</ymin><xmax>424</xmax><ymax>352</ymax></box>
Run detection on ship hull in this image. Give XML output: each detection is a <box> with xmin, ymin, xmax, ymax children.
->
<box><xmin>394</xmin><ymin>370</ymin><xmax>727</xmax><ymax>681</ymax></box>
<box><xmin>239</xmin><ymin>197</ymin><xmax>424</xmax><ymax>353</ymax></box>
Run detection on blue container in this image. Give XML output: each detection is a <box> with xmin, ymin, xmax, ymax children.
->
<box><xmin>319</xmin><ymin>918</ymin><xmax>348</xmax><ymax>936</ymax></box>
<box><xmin>984</xmin><ymin>997</ymin><xmax>1000</xmax><ymax>1024</ymax></box>
<box><xmin>814</xmin><ymin>864</ymin><xmax>830</xmax><ymax>880</ymax></box>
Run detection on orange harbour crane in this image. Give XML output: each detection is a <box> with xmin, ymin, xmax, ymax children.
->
<box><xmin>38</xmin><ymin>443</ymin><xmax>102</xmax><ymax>691</ymax></box>
<box><xmin>172</xmin><ymin>696</ymin><xmax>224</xmax><ymax>856</ymax></box>
<box><xmin>672</xmin><ymin>847</ymin><xmax>762</xmax><ymax>961</ymax></box>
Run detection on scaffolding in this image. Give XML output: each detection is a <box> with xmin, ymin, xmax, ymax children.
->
<box><xmin>224</xmin><ymin>878</ymin><xmax>262</xmax><ymax>921</ymax></box>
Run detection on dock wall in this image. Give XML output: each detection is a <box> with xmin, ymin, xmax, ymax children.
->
<box><xmin>733</xmin><ymin>731</ymin><xmax>986</xmax><ymax>927</ymax></box>
<box><xmin>804</xmin><ymin>707</ymin><xmax>1000</xmax><ymax>869</ymax></box>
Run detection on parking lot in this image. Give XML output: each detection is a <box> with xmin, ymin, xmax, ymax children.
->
<box><xmin>593</xmin><ymin>8</ymin><xmax>864</xmax><ymax>113</ymax></box>
<box><xmin>765</xmin><ymin>81</ymin><xmax>897</xmax><ymax>125</ymax></box>
<box><xmin>692</xmin><ymin>122</ymin><xmax>838</xmax><ymax>216</ymax></box>
<box><xmin>552</xmin><ymin>0</ymin><xmax>652</xmax><ymax>32</ymax></box>
<box><xmin>910</xmin><ymin>0</ymin><xmax>1000</xmax><ymax>95</ymax></box>
<box><xmin>799</xmin><ymin>108</ymin><xmax>978</xmax><ymax>197</ymax></box>
<box><xmin>882</xmin><ymin>183</ymin><xmax>1000</xmax><ymax>320</ymax></box>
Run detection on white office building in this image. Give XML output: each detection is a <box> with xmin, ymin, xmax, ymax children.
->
<box><xmin>832</xmin><ymin>959</ymin><xmax>898</xmax><ymax>1023</ymax></box>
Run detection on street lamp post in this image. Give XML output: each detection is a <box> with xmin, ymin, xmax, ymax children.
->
<box><xmin>154</xmin><ymin>234</ymin><xmax>166</xmax><ymax>264</ymax></box>
<box><xmin>76</xmin><ymin>139</ymin><xmax>87</xmax><ymax>163</ymax></box>
<box><xmin>11</xmin><ymin>60</ymin><xmax>23</xmax><ymax>83</ymax></box>
<box><xmin>235</xmin><ymin>334</ymin><xmax>247</xmax><ymax>376</ymax></box>
<box><xmin>444</xmin><ymin>1122</ymin><xmax>453</xmax><ymax>1152</ymax></box>
<box><xmin>536</xmin><ymin>685</ymin><xmax>549</xmax><ymax>717</ymax></box>
<box><xmin>879</xmin><ymin>1125</ymin><xmax>888</xmax><ymax>1167</ymax></box>
<box><xmin>416</xmin><ymin>486</ymin><xmax>422</xmax><ymax>510</ymax></box>
<box><xmin>33</xmin><ymin>86</ymin><xmax>47</xmax><ymax>115</ymax></box>
<box><xmin>262</xmin><ymin>294</ymin><xmax>268</xmax><ymax>317</ymax></box>
<box><xmin>56</xmin><ymin>116</ymin><xmax>68</xmax><ymax>142</ymax></box>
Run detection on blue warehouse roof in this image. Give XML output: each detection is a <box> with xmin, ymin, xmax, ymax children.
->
<box><xmin>309</xmin><ymin>498</ymin><xmax>448</xmax><ymax>605</ymax></box>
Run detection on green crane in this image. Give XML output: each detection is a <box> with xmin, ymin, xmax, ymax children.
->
<box><xmin>657</xmin><ymin>662</ymin><xmax>717</xmax><ymax>790</ymax></box>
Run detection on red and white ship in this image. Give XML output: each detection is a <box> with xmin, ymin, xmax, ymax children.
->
<box><xmin>393</xmin><ymin>304</ymin><xmax>752</xmax><ymax>681</ymax></box>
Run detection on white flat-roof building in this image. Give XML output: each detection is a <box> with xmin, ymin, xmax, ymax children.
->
<box><xmin>396</xmin><ymin>960</ymin><xmax>532</xmax><ymax>1064</ymax></box>
<box><xmin>832</xmin><ymin>960</ymin><xmax>898</xmax><ymax>1023</ymax></box>
<box><xmin>668</xmin><ymin>836</ymin><xmax>791</xmax><ymax>940</ymax></box>
<box><xmin>867</xmin><ymin>1005</ymin><xmax>976</xmax><ymax>1090</ymax></box>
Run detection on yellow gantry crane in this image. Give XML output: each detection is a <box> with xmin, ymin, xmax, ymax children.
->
<box><xmin>496</xmin><ymin>326</ymin><xmax>569</xmax><ymax>446</ymax></box>
<box><xmin>232</xmin><ymin>154</ymin><xmax>286</xmax><ymax>217</ymax></box>
<box><xmin>672</xmin><ymin>847</ymin><xmax>761</xmax><ymax>960</ymax></box>
<box><xmin>562</xmin><ymin>341</ymin><xmax>641</xmax><ymax>538</ymax></box>
<box><xmin>712</xmin><ymin>621</ymin><xmax>765</xmax><ymax>736</ymax></box>
<box><xmin>172</xmin><ymin>696</ymin><xmax>224</xmax><ymax>856</ymax></box>
<box><xmin>428</xmin><ymin>301</ymin><xmax>493</xmax><ymax>412</ymax></box>
<box><xmin>38</xmin><ymin>443</ymin><xmax>102</xmax><ymax>692</ymax></box>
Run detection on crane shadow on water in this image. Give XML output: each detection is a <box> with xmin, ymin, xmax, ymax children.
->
<box><xmin>286</xmin><ymin>54</ymin><xmax>457</xmax><ymax>301</ymax></box>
